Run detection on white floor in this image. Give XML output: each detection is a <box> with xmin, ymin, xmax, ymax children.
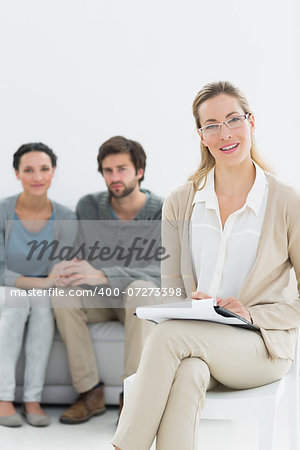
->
<box><xmin>0</xmin><ymin>399</ymin><xmax>294</xmax><ymax>450</ymax></box>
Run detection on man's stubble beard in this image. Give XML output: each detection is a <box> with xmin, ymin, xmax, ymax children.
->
<box><xmin>108</xmin><ymin>181</ymin><xmax>138</xmax><ymax>199</ymax></box>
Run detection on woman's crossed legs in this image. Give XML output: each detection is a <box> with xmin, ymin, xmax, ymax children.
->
<box><xmin>113</xmin><ymin>320</ymin><xmax>291</xmax><ymax>450</ymax></box>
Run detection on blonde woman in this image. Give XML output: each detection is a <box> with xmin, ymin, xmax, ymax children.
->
<box><xmin>0</xmin><ymin>143</ymin><xmax>76</xmax><ymax>427</ymax></box>
<box><xmin>112</xmin><ymin>81</ymin><xmax>300</xmax><ymax>450</ymax></box>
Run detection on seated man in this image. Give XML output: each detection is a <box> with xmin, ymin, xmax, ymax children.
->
<box><xmin>52</xmin><ymin>136</ymin><xmax>163</xmax><ymax>424</ymax></box>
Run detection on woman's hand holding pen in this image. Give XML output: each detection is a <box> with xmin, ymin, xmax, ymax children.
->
<box><xmin>191</xmin><ymin>292</ymin><xmax>252</xmax><ymax>323</ymax></box>
<box><xmin>216</xmin><ymin>296</ymin><xmax>252</xmax><ymax>322</ymax></box>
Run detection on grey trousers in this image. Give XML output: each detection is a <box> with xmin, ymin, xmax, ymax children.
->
<box><xmin>112</xmin><ymin>320</ymin><xmax>292</xmax><ymax>450</ymax></box>
<box><xmin>0</xmin><ymin>287</ymin><xmax>54</xmax><ymax>402</ymax></box>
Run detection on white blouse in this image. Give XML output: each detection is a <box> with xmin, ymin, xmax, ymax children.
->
<box><xmin>190</xmin><ymin>163</ymin><xmax>268</xmax><ymax>300</ymax></box>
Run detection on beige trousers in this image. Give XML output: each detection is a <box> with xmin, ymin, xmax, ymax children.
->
<box><xmin>112</xmin><ymin>320</ymin><xmax>292</xmax><ymax>450</ymax></box>
<box><xmin>52</xmin><ymin>280</ymin><xmax>156</xmax><ymax>393</ymax></box>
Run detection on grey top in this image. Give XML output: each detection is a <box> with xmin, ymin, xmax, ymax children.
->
<box><xmin>0</xmin><ymin>194</ymin><xmax>77</xmax><ymax>286</ymax></box>
<box><xmin>7</xmin><ymin>211</ymin><xmax>55</xmax><ymax>277</ymax></box>
<box><xmin>75</xmin><ymin>189</ymin><xmax>163</xmax><ymax>292</ymax></box>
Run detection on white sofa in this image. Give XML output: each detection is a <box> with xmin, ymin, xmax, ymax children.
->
<box><xmin>15</xmin><ymin>321</ymin><xmax>125</xmax><ymax>405</ymax></box>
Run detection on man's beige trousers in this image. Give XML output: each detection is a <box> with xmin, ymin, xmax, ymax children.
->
<box><xmin>52</xmin><ymin>280</ymin><xmax>155</xmax><ymax>392</ymax></box>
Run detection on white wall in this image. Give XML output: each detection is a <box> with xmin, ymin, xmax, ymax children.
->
<box><xmin>0</xmin><ymin>0</ymin><xmax>299</xmax><ymax>208</ymax></box>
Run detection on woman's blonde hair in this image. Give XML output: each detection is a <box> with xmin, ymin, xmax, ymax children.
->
<box><xmin>189</xmin><ymin>81</ymin><xmax>271</xmax><ymax>190</ymax></box>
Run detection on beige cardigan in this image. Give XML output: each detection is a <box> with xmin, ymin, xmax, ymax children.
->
<box><xmin>161</xmin><ymin>173</ymin><xmax>300</xmax><ymax>360</ymax></box>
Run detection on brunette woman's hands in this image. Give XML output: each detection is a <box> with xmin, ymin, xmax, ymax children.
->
<box><xmin>54</xmin><ymin>259</ymin><xmax>109</xmax><ymax>287</ymax></box>
<box><xmin>46</xmin><ymin>262</ymin><xmax>70</xmax><ymax>288</ymax></box>
<box><xmin>216</xmin><ymin>296</ymin><xmax>252</xmax><ymax>322</ymax></box>
<box><xmin>45</xmin><ymin>260</ymin><xmax>108</xmax><ymax>287</ymax></box>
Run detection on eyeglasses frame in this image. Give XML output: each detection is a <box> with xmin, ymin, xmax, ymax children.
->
<box><xmin>198</xmin><ymin>113</ymin><xmax>251</xmax><ymax>136</ymax></box>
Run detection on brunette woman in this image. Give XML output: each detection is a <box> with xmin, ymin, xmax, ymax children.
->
<box><xmin>0</xmin><ymin>143</ymin><xmax>76</xmax><ymax>427</ymax></box>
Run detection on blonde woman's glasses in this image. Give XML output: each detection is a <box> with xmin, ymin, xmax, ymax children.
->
<box><xmin>199</xmin><ymin>113</ymin><xmax>250</xmax><ymax>137</ymax></box>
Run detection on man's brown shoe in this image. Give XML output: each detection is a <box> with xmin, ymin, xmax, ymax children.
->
<box><xmin>60</xmin><ymin>385</ymin><xmax>106</xmax><ymax>424</ymax></box>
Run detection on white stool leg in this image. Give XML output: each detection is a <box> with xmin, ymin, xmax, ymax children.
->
<box><xmin>259</xmin><ymin>404</ymin><xmax>278</xmax><ymax>450</ymax></box>
<box><xmin>287</xmin><ymin>385</ymin><xmax>299</xmax><ymax>450</ymax></box>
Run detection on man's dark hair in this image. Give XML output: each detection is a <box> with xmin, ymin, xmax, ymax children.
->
<box><xmin>13</xmin><ymin>142</ymin><xmax>57</xmax><ymax>170</ymax></box>
<box><xmin>97</xmin><ymin>136</ymin><xmax>146</xmax><ymax>183</ymax></box>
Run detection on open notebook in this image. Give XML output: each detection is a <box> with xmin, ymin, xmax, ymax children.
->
<box><xmin>136</xmin><ymin>298</ymin><xmax>259</xmax><ymax>331</ymax></box>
